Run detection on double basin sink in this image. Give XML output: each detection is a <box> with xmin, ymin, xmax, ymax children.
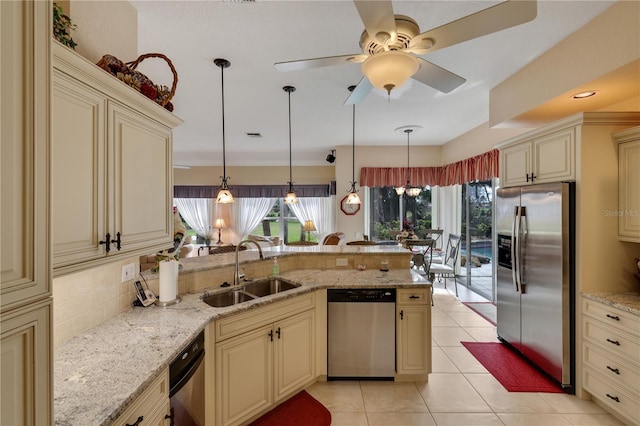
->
<box><xmin>203</xmin><ymin>277</ymin><xmax>301</xmax><ymax>308</ymax></box>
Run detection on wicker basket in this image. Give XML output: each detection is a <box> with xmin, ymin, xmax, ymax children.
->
<box><xmin>96</xmin><ymin>53</ymin><xmax>178</xmax><ymax>111</ymax></box>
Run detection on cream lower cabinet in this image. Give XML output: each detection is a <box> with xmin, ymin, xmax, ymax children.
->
<box><xmin>582</xmin><ymin>297</ymin><xmax>640</xmax><ymax>425</ymax></box>
<box><xmin>212</xmin><ymin>294</ymin><xmax>316</xmax><ymax>426</ymax></box>
<box><xmin>614</xmin><ymin>127</ymin><xmax>640</xmax><ymax>243</ymax></box>
<box><xmin>396</xmin><ymin>289</ymin><xmax>431</xmax><ymax>381</ymax></box>
<box><xmin>51</xmin><ymin>42</ymin><xmax>182</xmax><ymax>275</ymax></box>
<box><xmin>499</xmin><ymin>127</ymin><xmax>575</xmax><ymax>188</ymax></box>
<box><xmin>113</xmin><ymin>369</ymin><xmax>170</xmax><ymax>426</ymax></box>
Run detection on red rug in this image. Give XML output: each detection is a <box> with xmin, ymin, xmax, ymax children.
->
<box><xmin>249</xmin><ymin>390</ymin><xmax>331</xmax><ymax>426</ymax></box>
<box><xmin>462</xmin><ymin>342</ymin><xmax>564</xmax><ymax>393</ymax></box>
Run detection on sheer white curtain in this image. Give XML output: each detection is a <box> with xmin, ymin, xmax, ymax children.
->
<box><xmin>289</xmin><ymin>197</ymin><xmax>334</xmax><ymax>239</ymax></box>
<box><xmin>230</xmin><ymin>198</ymin><xmax>277</xmax><ymax>244</ymax></box>
<box><xmin>174</xmin><ymin>198</ymin><xmax>213</xmax><ymax>237</ymax></box>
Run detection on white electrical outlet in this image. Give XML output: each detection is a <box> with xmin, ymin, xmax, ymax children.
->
<box><xmin>336</xmin><ymin>258</ymin><xmax>348</xmax><ymax>267</ymax></box>
<box><xmin>121</xmin><ymin>263</ymin><xmax>135</xmax><ymax>282</ymax></box>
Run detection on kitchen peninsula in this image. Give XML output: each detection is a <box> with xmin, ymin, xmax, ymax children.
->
<box><xmin>54</xmin><ymin>245</ymin><xmax>431</xmax><ymax>425</ymax></box>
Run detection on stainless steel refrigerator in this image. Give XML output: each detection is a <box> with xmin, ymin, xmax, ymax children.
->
<box><xmin>496</xmin><ymin>182</ymin><xmax>574</xmax><ymax>391</ymax></box>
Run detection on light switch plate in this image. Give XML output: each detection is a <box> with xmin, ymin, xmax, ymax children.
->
<box><xmin>121</xmin><ymin>263</ymin><xmax>135</xmax><ymax>282</ymax></box>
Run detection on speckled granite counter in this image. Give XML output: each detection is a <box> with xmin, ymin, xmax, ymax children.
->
<box><xmin>582</xmin><ymin>292</ymin><xmax>640</xmax><ymax>316</ymax></box>
<box><xmin>54</xmin><ymin>268</ymin><xmax>429</xmax><ymax>425</ymax></box>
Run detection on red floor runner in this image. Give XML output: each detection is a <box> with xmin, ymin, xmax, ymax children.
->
<box><xmin>248</xmin><ymin>390</ymin><xmax>332</xmax><ymax>426</ymax></box>
<box><xmin>462</xmin><ymin>342</ymin><xmax>564</xmax><ymax>393</ymax></box>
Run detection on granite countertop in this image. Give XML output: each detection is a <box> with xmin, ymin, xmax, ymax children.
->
<box><xmin>54</xmin><ymin>268</ymin><xmax>429</xmax><ymax>426</ymax></box>
<box><xmin>582</xmin><ymin>292</ymin><xmax>640</xmax><ymax>316</ymax></box>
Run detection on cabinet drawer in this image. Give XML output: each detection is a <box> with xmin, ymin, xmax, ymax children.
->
<box><xmin>583</xmin><ymin>342</ymin><xmax>640</xmax><ymax>394</ymax></box>
<box><xmin>215</xmin><ymin>293</ymin><xmax>315</xmax><ymax>342</ymax></box>
<box><xmin>114</xmin><ymin>369</ymin><xmax>169</xmax><ymax>426</ymax></box>
<box><xmin>583</xmin><ymin>368</ymin><xmax>640</xmax><ymax>424</ymax></box>
<box><xmin>583</xmin><ymin>299</ymin><xmax>640</xmax><ymax>337</ymax></box>
<box><xmin>582</xmin><ymin>317</ymin><xmax>640</xmax><ymax>364</ymax></box>
<box><xmin>397</xmin><ymin>289</ymin><xmax>429</xmax><ymax>304</ymax></box>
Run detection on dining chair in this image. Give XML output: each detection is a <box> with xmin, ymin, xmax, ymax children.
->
<box><xmin>422</xmin><ymin>229</ymin><xmax>444</xmax><ymax>250</ymax></box>
<box><xmin>430</xmin><ymin>234</ymin><xmax>462</xmax><ymax>297</ymax></box>
<box><xmin>322</xmin><ymin>232</ymin><xmax>345</xmax><ymax>245</ymax></box>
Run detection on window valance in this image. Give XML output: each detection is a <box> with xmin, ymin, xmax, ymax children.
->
<box><xmin>360</xmin><ymin>149</ymin><xmax>499</xmax><ymax>187</ymax></box>
<box><xmin>174</xmin><ymin>182</ymin><xmax>336</xmax><ymax>198</ymax></box>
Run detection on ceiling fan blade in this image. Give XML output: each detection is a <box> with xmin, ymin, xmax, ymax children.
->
<box><xmin>409</xmin><ymin>1</ymin><xmax>537</xmax><ymax>54</ymax></box>
<box><xmin>344</xmin><ymin>77</ymin><xmax>373</xmax><ymax>105</ymax></box>
<box><xmin>413</xmin><ymin>58</ymin><xmax>466</xmax><ymax>93</ymax></box>
<box><xmin>274</xmin><ymin>54</ymin><xmax>365</xmax><ymax>72</ymax></box>
<box><xmin>353</xmin><ymin>0</ymin><xmax>396</xmax><ymax>44</ymax></box>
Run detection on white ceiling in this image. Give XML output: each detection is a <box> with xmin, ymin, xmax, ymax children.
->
<box><xmin>130</xmin><ymin>0</ymin><xmax>614</xmax><ymax>167</ymax></box>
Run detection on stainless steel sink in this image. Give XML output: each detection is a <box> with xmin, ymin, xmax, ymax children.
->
<box><xmin>202</xmin><ymin>277</ymin><xmax>301</xmax><ymax>308</ymax></box>
<box><xmin>242</xmin><ymin>277</ymin><xmax>300</xmax><ymax>297</ymax></box>
<box><xmin>202</xmin><ymin>289</ymin><xmax>256</xmax><ymax>308</ymax></box>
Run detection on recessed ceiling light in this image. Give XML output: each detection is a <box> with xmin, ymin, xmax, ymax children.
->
<box><xmin>572</xmin><ymin>90</ymin><xmax>598</xmax><ymax>99</ymax></box>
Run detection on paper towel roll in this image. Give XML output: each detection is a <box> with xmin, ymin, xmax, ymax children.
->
<box><xmin>159</xmin><ymin>259</ymin><xmax>178</xmax><ymax>302</ymax></box>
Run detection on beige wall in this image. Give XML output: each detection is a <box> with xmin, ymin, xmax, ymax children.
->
<box><xmin>442</xmin><ymin>123</ymin><xmax>531</xmax><ymax>165</ymax></box>
<box><xmin>68</xmin><ymin>0</ymin><xmax>138</xmax><ymax>64</ymax></box>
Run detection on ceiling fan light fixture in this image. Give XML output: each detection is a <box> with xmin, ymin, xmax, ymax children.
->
<box><xmin>361</xmin><ymin>51</ymin><xmax>420</xmax><ymax>95</ymax></box>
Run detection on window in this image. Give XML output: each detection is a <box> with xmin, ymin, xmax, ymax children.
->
<box><xmin>368</xmin><ymin>186</ymin><xmax>432</xmax><ymax>241</ymax></box>
<box><xmin>248</xmin><ymin>199</ymin><xmax>313</xmax><ymax>244</ymax></box>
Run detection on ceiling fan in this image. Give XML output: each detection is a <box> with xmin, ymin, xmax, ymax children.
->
<box><xmin>274</xmin><ymin>1</ymin><xmax>537</xmax><ymax>104</ymax></box>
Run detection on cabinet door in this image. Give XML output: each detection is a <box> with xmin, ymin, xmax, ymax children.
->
<box><xmin>619</xmin><ymin>138</ymin><xmax>640</xmax><ymax>242</ymax></box>
<box><xmin>216</xmin><ymin>325</ymin><xmax>273</xmax><ymax>426</ymax></box>
<box><xmin>0</xmin><ymin>299</ymin><xmax>52</xmax><ymax>426</ymax></box>
<box><xmin>397</xmin><ymin>305</ymin><xmax>430</xmax><ymax>376</ymax></box>
<box><xmin>1</xmin><ymin>0</ymin><xmax>50</xmax><ymax>309</ymax></box>
<box><xmin>500</xmin><ymin>142</ymin><xmax>532</xmax><ymax>187</ymax></box>
<box><xmin>109</xmin><ymin>102</ymin><xmax>173</xmax><ymax>254</ymax></box>
<box><xmin>274</xmin><ymin>310</ymin><xmax>315</xmax><ymax>402</ymax></box>
<box><xmin>51</xmin><ymin>71</ymin><xmax>107</xmax><ymax>268</ymax></box>
<box><xmin>532</xmin><ymin>128</ymin><xmax>575</xmax><ymax>183</ymax></box>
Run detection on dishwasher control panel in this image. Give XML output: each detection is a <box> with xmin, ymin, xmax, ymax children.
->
<box><xmin>327</xmin><ymin>288</ymin><xmax>395</xmax><ymax>302</ymax></box>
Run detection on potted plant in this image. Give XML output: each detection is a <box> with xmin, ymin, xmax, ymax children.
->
<box><xmin>53</xmin><ymin>3</ymin><xmax>77</xmax><ymax>50</ymax></box>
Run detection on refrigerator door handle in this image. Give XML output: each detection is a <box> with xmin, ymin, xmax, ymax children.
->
<box><xmin>511</xmin><ymin>206</ymin><xmax>520</xmax><ymax>293</ymax></box>
<box><xmin>519</xmin><ymin>206</ymin><xmax>527</xmax><ymax>293</ymax></box>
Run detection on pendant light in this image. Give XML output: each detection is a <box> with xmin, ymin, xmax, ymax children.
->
<box><xmin>394</xmin><ymin>125</ymin><xmax>422</xmax><ymax>197</ymax></box>
<box><xmin>346</xmin><ymin>85</ymin><xmax>361</xmax><ymax>205</ymax></box>
<box><xmin>283</xmin><ymin>85</ymin><xmax>298</xmax><ymax>204</ymax></box>
<box><xmin>214</xmin><ymin>58</ymin><xmax>233</xmax><ymax>203</ymax></box>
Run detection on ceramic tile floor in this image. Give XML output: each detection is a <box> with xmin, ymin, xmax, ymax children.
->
<box><xmin>306</xmin><ymin>286</ymin><xmax>626</xmax><ymax>426</ymax></box>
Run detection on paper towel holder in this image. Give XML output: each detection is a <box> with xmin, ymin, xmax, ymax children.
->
<box><xmin>154</xmin><ymin>295</ymin><xmax>181</xmax><ymax>307</ymax></box>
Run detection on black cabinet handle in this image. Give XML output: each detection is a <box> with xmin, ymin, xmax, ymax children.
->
<box><xmin>276</xmin><ymin>327</ymin><xmax>281</xmax><ymax>339</ymax></box>
<box><xmin>606</xmin><ymin>366</ymin><xmax>620</xmax><ymax>375</ymax></box>
<box><xmin>99</xmin><ymin>233</ymin><xmax>111</xmax><ymax>252</ymax></box>
<box><xmin>409</xmin><ymin>295</ymin><xmax>419</xmax><ymax>299</ymax></box>
<box><xmin>400</xmin><ymin>310</ymin><xmax>404</xmax><ymax>320</ymax></box>
<box><xmin>530</xmin><ymin>173</ymin><xmax>536</xmax><ymax>181</ymax></box>
<box><xmin>111</xmin><ymin>231</ymin><xmax>122</xmax><ymax>251</ymax></box>
<box><xmin>606</xmin><ymin>338</ymin><xmax>621</xmax><ymax>346</ymax></box>
<box><xmin>606</xmin><ymin>314</ymin><xmax>620</xmax><ymax>321</ymax></box>
<box><xmin>606</xmin><ymin>393</ymin><xmax>620</xmax><ymax>403</ymax></box>
<box><xmin>126</xmin><ymin>415</ymin><xmax>143</xmax><ymax>426</ymax></box>
<box><xmin>526</xmin><ymin>173</ymin><xmax>531</xmax><ymax>182</ymax></box>
<box><xmin>268</xmin><ymin>330</ymin><xmax>273</xmax><ymax>341</ymax></box>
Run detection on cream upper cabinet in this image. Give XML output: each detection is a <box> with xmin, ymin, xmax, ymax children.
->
<box><xmin>499</xmin><ymin>128</ymin><xmax>575</xmax><ymax>188</ymax></box>
<box><xmin>396</xmin><ymin>289</ymin><xmax>431</xmax><ymax>380</ymax></box>
<box><xmin>51</xmin><ymin>42</ymin><xmax>182</xmax><ymax>275</ymax></box>
<box><xmin>0</xmin><ymin>1</ymin><xmax>52</xmax><ymax>425</ymax></box>
<box><xmin>614</xmin><ymin>127</ymin><xmax>640</xmax><ymax>243</ymax></box>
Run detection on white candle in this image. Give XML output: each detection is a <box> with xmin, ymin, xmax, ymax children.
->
<box><xmin>159</xmin><ymin>260</ymin><xmax>178</xmax><ymax>302</ymax></box>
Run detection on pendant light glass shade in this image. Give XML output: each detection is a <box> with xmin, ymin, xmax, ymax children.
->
<box><xmin>361</xmin><ymin>51</ymin><xmax>420</xmax><ymax>96</ymax></box>
<box><xmin>214</xmin><ymin>58</ymin><xmax>234</xmax><ymax>204</ymax></box>
<box><xmin>283</xmin><ymin>86</ymin><xmax>298</xmax><ymax>204</ymax></box>
<box><xmin>346</xmin><ymin>85</ymin><xmax>361</xmax><ymax>205</ymax></box>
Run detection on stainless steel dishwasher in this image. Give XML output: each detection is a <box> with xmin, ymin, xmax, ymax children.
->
<box><xmin>327</xmin><ymin>288</ymin><xmax>396</xmax><ymax>379</ymax></box>
<box><xmin>169</xmin><ymin>330</ymin><xmax>205</xmax><ymax>425</ymax></box>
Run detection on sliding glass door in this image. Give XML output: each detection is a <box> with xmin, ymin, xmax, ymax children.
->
<box><xmin>459</xmin><ymin>180</ymin><xmax>496</xmax><ymax>301</ymax></box>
